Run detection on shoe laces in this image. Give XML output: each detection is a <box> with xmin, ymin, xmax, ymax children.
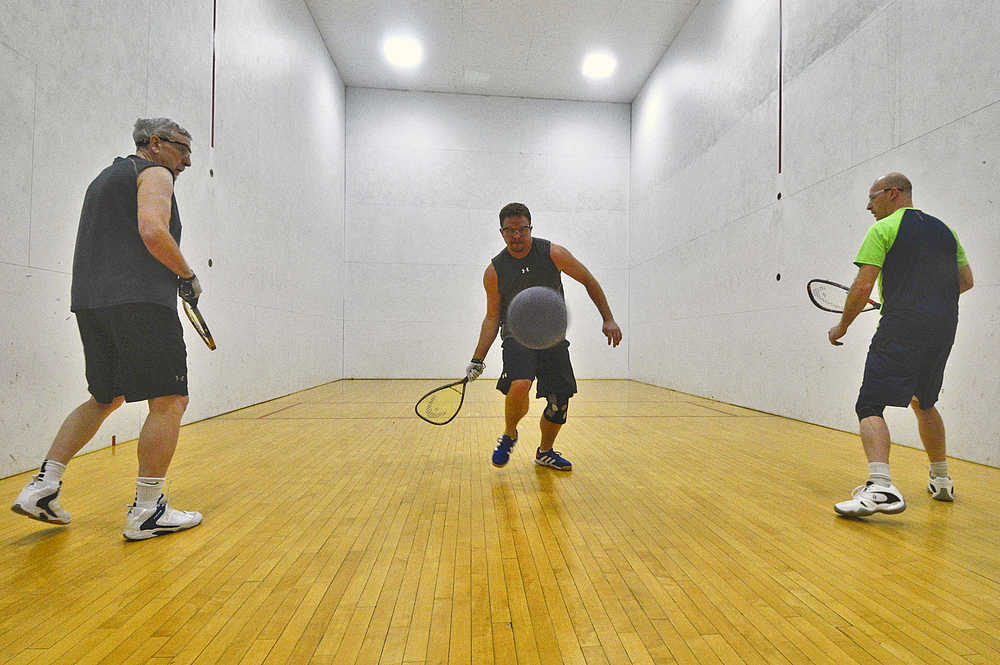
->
<box><xmin>854</xmin><ymin>483</ymin><xmax>900</xmax><ymax>502</ymax></box>
<box><xmin>28</xmin><ymin>475</ymin><xmax>60</xmax><ymax>489</ymax></box>
<box><xmin>852</xmin><ymin>483</ymin><xmax>889</xmax><ymax>500</ymax></box>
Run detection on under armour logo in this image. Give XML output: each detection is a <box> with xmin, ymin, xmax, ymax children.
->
<box><xmin>521</xmin><ymin>266</ymin><xmax>531</xmax><ymax>275</ymax></box>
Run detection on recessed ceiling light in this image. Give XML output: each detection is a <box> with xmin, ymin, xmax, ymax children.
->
<box><xmin>582</xmin><ymin>51</ymin><xmax>616</xmax><ymax>79</ymax></box>
<box><xmin>383</xmin><ymin>35</ymin><xmax>423</xmax><ymax>68</ymax></box>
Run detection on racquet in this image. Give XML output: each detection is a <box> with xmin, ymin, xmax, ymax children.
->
<box><xmin>807</xmin><ymin>279</ymin><xmax>881</xmax><ymax>314</ymax></box>
<box><xmin>415</xmin><ymin>378</ymin><xmax>468</xmax><ymax>425</ymax></box>
<box><xmin>182</xmin><ymin>300</ymin><xmax>217</xmax><ymax>350</ymax></box>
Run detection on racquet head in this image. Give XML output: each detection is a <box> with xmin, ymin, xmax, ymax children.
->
<box><xmin>183</xmin><ymin>300</ymin><xmax>217</xmax><ymax>350</ymax></box>
<box><xmin>415</xmin><ymin>378</ymin><xmax>467</xmax><ymax>425</ymax></box>
<box><xmin>807</xmin><ymin>279</ymin><xmax>880</xmax><ymax>314</ymax></box>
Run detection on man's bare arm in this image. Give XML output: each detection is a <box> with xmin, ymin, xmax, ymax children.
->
<box><xmin>136</xmin><ymin>166</ymin><xmax>193</xmax><ymax>278</ymax></box>
<box><xmin>550</xmin><ymin>243</ymin><xmax>622</xmax><ymax>347</ymax></box>
<box><xmin>959</xmin><ymin>264</ymin><xmax>974</xmax><ymax>294</ymax></box>
<box><xmin>828</xmin><ymin>264</ymin><xmax>880</xmax><ymax>345</ymax></box>
<box><xmin>472</xmin><ymin>264</ymin><xmax>502</xmax><ymax>361</ymax></box>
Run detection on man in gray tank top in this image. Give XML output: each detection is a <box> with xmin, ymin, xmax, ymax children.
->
<box><xmin>465</xmin><ymin>202</ymin><xmax>623</xmax><ymax>470</ymax></box>
<box><xmin>11</xmin><ymin>118</ymin><xmax>205</xmax><ymax>541</ymax></box>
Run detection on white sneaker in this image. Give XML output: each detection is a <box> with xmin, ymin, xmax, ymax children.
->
<box><xmin>928</xmin><ymin>475</ymin><xmax>955</xmax><ymax>502</ymax></box>
<box><xmin>123</xmin><ymin>494</ymin><xmax>202</xmax><ymax>541</ymax></box>
<box><xmin>834</xmin><ymin>482</ymin><xmax>906</xmax><ymax>517</ymax></box>
<box><xmin>11</xmin><ymin>478</ymin><xmax>71</xmax><ymax>524</ymax></box>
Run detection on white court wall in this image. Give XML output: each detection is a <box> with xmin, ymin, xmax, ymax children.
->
<box><xmin>345</xmin><ymin>88</ymin><xmax>629</xmax><ymax>381</ymax></box>
<box><xmin>0</xmin><ymin>1</ymin><xmax>346</xmax><ymax>478</ymax></box>
<box><xmin>629</xmin><ymin>0</ymin><xmax>1000</xmax><ymax>466</ymax></box>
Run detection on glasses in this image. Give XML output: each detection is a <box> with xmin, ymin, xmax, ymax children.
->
<box><xmin>868</xmin><ymin>187</ymin><xmax>902</xmax><ymax>201</ymax></box>
<box><xmin>501</xmin><ymin>225</ymin><xmax>532</xmax><ymax>237</ymax></box>
<box><xmin>158</xmin><ymin>137</ymin><xmax>191</xmax><ymax>157</ymax></box>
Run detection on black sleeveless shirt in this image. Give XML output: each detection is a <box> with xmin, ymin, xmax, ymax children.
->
<box><xmin>881</xmin><ymin>209</ymin><xmax>959</xmax><ymax>325</ymax></box>
<box><xmin>71</xmin><ymin>156</ymin><xmax>182</xmax><ymax>311</ymax></box>
<box><xmin>492</xmin><ymin>237</ymin><xmax>564</xmax><ymax>339</ymax></box>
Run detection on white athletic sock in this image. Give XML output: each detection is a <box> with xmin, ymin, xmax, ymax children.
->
<box><xmin>929</xmin><ymin>461</ymin><xmax>949</xmax><ymax>478</ymax></box>
<box><xmin>867</xmin><ymin>462</ymin><xmax>892</xmax><ymax>487</ymax></box>
<box><xmin>135</xmin><ymin>477</ymin><xmax>165</xmax><ymax>507</ymax></box>
<box><xmin>37</xmin><ymin>460</ymin><xmax>67</xmax><ymax>486</ymax></box>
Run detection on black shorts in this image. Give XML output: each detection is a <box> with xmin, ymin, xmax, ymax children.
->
<box><xmin>857</xmin><ymin>318</ymin><xmax>955</xmax><ymax>410</ymax></box>
<box><xmin>75</xmin><ymin>303</ymin><xmax>188</xmax><ymax>404</ymax></box>
<box><xmin>496</xmin><ymin>337</ymin><xmax>577</xmax><ymax>398</ymax></box>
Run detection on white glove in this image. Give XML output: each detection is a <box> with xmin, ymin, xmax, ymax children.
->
<box><xmin>178</xmin><ymin>273</ymin><xmax>202</xmax><ymax>305</ymax></box>
<box><xmin>466</xmin><ymin>359</ymin><xmax>485</xmax><ymax>382</ymax></box>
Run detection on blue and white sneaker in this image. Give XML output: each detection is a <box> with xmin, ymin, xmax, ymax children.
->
<box><xmin>492</xmin><ymin>432</ymin><xmax>517</xmax><ymax>467</ymax></box>
<box><xmin>535</xmin><ymin>448</ymin><xmax>572</xmax><ymax>471</ymax></box>
<box><xmin>11</xmin><ymin>478</ymin><xmax>71</xmax><ymax>524</ymax></box>
<box><xmin>123</xmin><ymin>494</ymin><xmax>202</xmax><ymax>541</ymax></box>
<box><xmin>834</xmin><ymin>482</ymin><xmax>905</xmax><ymax>517</ymax></box>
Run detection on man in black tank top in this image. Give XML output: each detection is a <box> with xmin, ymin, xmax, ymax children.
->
<box><xmin>465</xmin><ymin>203</ymin><xmax>623</xmax><ymax>471</ymax></box>
<box><xmin>828</xmin><ymin>173</ymin><xmax>974</xmax><ymax>519</ymax></box>
<box><xmin>11</xmin><ymin>118</ymin><xmax>204</xmax><ymax>541</ymax></box>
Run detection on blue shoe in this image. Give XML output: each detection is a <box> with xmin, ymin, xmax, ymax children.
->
<box><xmin>535</xmin><ymin>448</ymin><xmax>572</xmax><ymax>471</ymax></box>
<box><xmin>492</xmin><ymin>432</ymin><xmax>517</xmax><ymax>467</ymax></box>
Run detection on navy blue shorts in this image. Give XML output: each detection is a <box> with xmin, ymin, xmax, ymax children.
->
<box><xmin>76</xmin><ymin>303</ymin><xmax>188</xmax><ymax>404</ymax></box>
<box><xmin>496</xmin><ymin>337</ymin><xmax>577</xmax><ymax>398</ymax></box>
<box><xmin>857</xmin><ymin>318</ymin><xmax>955</xmax><ymax>411</ymax></box>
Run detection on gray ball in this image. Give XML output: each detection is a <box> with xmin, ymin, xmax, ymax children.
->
<box><xmin>506</xmin><ymin>286</ymin><xmax>568</xmax><ymax>350</ymax></box>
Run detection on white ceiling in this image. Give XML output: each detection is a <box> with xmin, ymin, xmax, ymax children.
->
<box><xmin>305</xmin><ymin>0</ymin><xmax>701</xmax><ymax>103</ymax></box>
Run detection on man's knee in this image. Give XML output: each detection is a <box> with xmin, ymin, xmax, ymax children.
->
<box><xmin>149</xmin><ymin>394</ymin><xmax>189</xmax><ymax>416</ymax></box>
<box><xmin>855</xmin><ymin>400</ymin><xmax>885</xmax><ymax>421</ymax></box>
<box><xmin>96</xmin><ymin>395</ymin><xmax>126</xmax><ymax>413</ymax></box>
<box><xmin>508</xmin><ymin>379</ymin><xmax>532</xmax><ymax>397</ymax></box>
<box><xmin>543</xmin><ymin>394</ymin><xmax>570</xmax><ymax>424</ymax></box>
<box><xmin>910</xmin><ymin>396</ymin><xmax>939</xmax><ymax>419</ymax></box>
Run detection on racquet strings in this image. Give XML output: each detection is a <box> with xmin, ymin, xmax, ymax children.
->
<box><xmin>807</xmin><ymin>280</ymin><xmax>878</xmax><ymax>313</ymax></box>
<box><xmin>183</xmin><ymin>301</ymin><xmax>217</xmax><ymax>350</ymax></box>
<box><xmin>808</xmin><ymin>281</ymin><xmax>849</xmax><ymax>312</ymax></box>
<box><xmin>415</xmin><ymin>381</ymin><xmax>465</xmax><ymax>425</ymax></box>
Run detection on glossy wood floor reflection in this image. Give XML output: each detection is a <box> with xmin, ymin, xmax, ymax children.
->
<box><xmin>1</xmin><ymin>379</ymin><xmax>999</xmax><ymax>665</ymax></box>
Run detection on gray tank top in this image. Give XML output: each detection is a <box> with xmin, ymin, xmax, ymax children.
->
<box><xmin>70</xmin><ymin>156</ymin><xmax>181</xmax><ymax>311</ymax></box>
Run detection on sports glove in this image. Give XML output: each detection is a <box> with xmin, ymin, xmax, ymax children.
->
<box><xmin>466</xmin><ymin>359</ymin><xmax>485</xmax><ymax>382</ymax></box>
<box><xmin>177</xmin><ymin>273</ymin><xmax>202</xmax><ymax>305</ymax></box>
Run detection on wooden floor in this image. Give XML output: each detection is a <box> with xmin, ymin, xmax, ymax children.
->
<box><xmin>1</xmin><ymin>379</ymin><xmax>998</xmax><ymax>665</ymax></box>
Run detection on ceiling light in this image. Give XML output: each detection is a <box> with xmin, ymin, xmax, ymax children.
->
<box><xmin>383</xmin><ymin>35</ymin><xmax>423</xmax><ymax>68</ymax></box>
<box><xmin>582</xmin><ymin>51</ymin><xmax>616</xmax><ymax>79</ymax></box>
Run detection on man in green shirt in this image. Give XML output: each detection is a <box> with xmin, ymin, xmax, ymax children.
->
<box><xmin>828</xmin><ymin>173</ymin><xmax>974</xmax><ymax>518</ymax></box>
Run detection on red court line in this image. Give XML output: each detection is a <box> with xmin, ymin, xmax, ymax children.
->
<box><xmin>211</xmin><ymin>0</ymin><xmax>217</xmax><ymax>147</ymax></box>
<box><xmin>778</xmin><ymin>0</ymin><xmax>783</xmax><ymax>174</ymax></box>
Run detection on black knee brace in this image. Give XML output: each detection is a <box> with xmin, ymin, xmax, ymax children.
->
<box><xmin>855</xmin><ymin>401</ymin><xmax>886</xmax><ymax>421</ymax></box>
<box><xmin>543</xmin><ymin>393</ymin><xmax>570</xmax><ymax>424</ymax></box>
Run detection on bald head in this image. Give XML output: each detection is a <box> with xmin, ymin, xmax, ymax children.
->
<box><xmin>867</xmin><ymin>172</ymin><xmax>913</xmax><ymax>219</ymax></box>
<box><xmin>874</xmin><ymin>172</ymin><xmax>912</xmax><ymax>193</ymax></box>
